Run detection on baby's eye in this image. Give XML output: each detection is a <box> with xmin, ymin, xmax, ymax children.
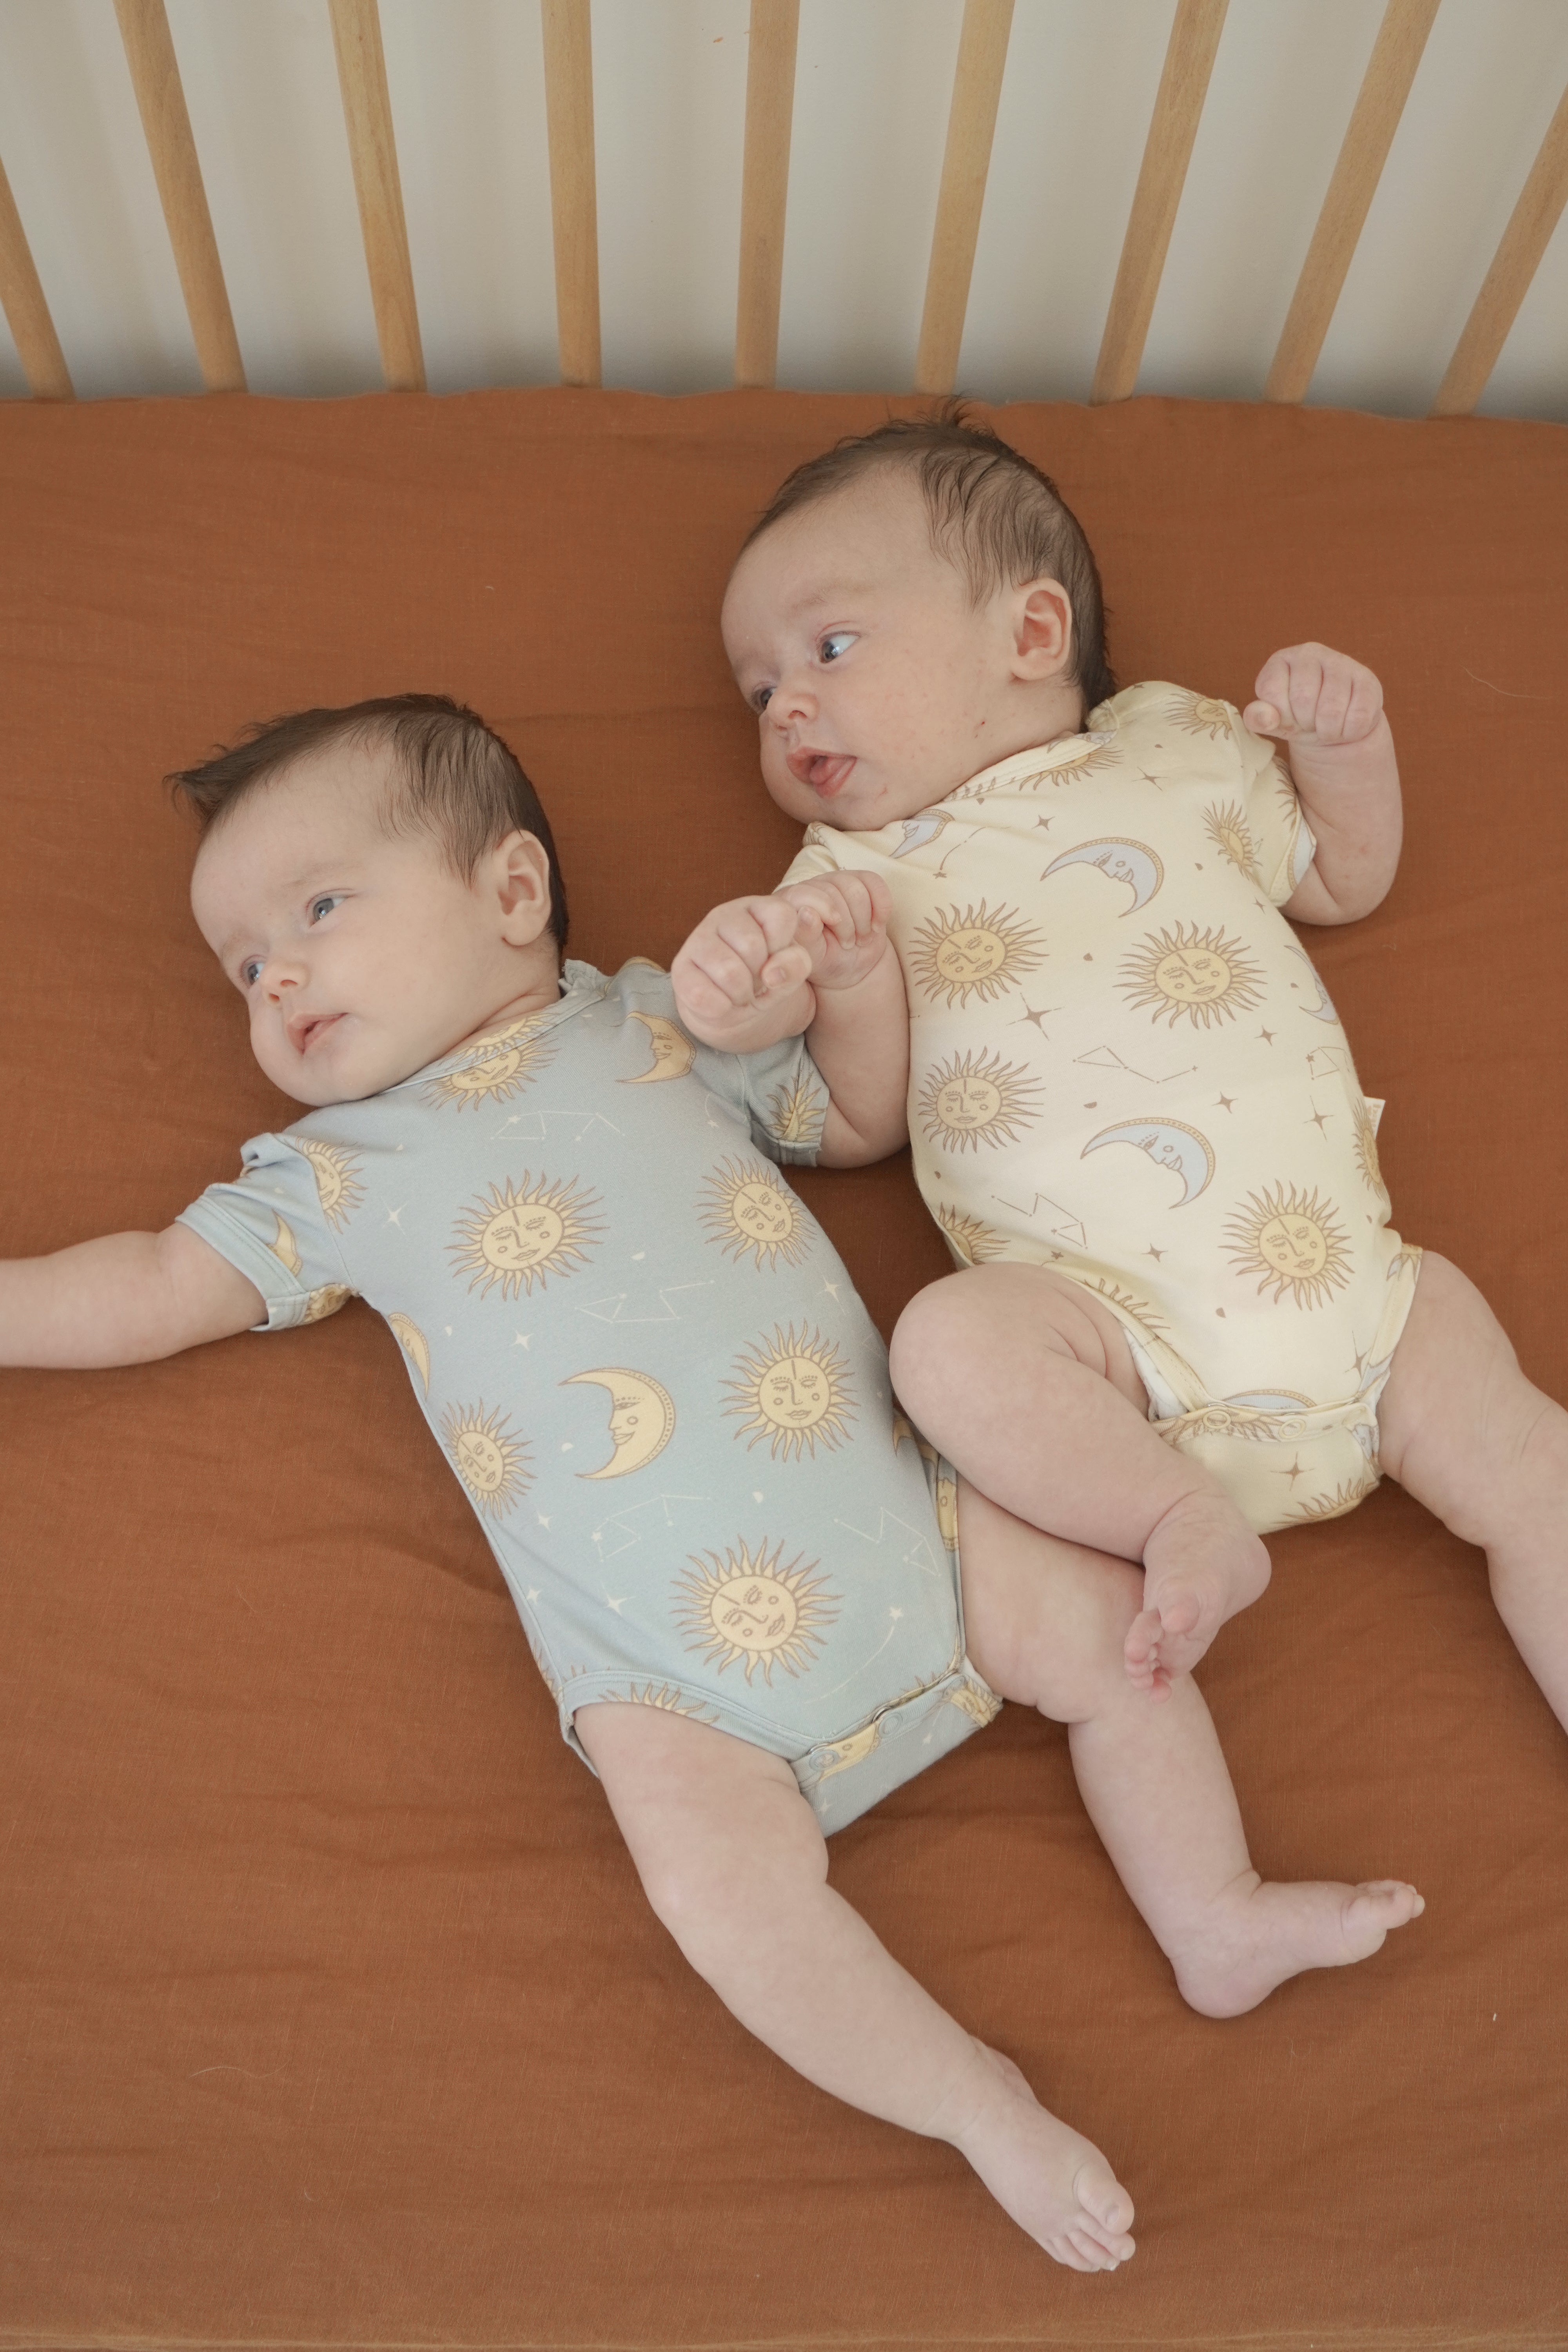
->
<box><xmin>818</xmin><ymin>631</ymin><xmax>856</xmax><ymax>664</ymax></box>
<box><xmin>240</xmin><ymin>958</ymin><xmax>263</xmax><ymax>988</ymax></box>
<box><xmin>309</xmin><ymin>894</ymin><xmax>340</xmax><ymax>924</ymax></box>
<box><xmin>752</xmin><ymin>685</ymin><xmax>774</xmax><ymax>713</ymax></box>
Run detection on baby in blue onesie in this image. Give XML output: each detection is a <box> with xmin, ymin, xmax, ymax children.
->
<box><xmin>0</xmin><ymin>693</ymin><xmax>1423</xmax><ymax>2271</ymax></box>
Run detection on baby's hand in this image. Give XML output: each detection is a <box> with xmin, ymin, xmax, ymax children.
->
<box><xmin>671</xmin><ymin>873</ymin><xmax>891</xmax><ymax>1050</ymax></box>
<box><xmin>1244</xmin><ymin>643</ymin><xmax>1384</xmax><ymax>750</ymax></box>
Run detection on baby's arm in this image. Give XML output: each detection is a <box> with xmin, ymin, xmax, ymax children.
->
<box><xmin>671</xmin><ymin>874</ymin><xmax>909</xmax><ymax>1167</ymax></box>
<box><xmin>1244</xmin><ymin>642</ymin><xmax>1402</xmax><ymax>924</ymax></box>
<box><xmin>0</xmin><ymin>1225</ymin><xmax>264</xmax><ymax>1369</ymax></box>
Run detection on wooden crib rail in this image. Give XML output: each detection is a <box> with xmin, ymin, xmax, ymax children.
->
<box><xmin>0</xmin><ymin>0</ymin><xmax>1563</xmax><ymax>421</ymax></box>
<box><xmin>113</xmin><ymin>0</ymin><xmax>244</xmax><ymax>394</ymax></box>
<box><xmin>328</xmin><ymin>0</ymin><xmax>424</xmax><ymax>394</ymax></box>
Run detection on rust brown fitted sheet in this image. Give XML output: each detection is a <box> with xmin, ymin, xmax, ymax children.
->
<box><xmin>1</xmin><ymin>387</ymin><xmax>1565</xmax><ymax>2351</ymax></box>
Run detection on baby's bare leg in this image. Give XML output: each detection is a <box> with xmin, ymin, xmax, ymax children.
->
<box><xmin>892</xmin><ymin>1265</ymin><xmax>1270</xmax><ymax>1688</ymax></box>
<box><xmin>957</xmin><ymin>1481</ymin><xmax>1423</xmax><ymax>2017</ymax></box>
<box><xmin>1377</xmin><ymin>1252</ymin><xmax>1568</xmax><ymax>1732</ymax></box>
<box><xmin>575</xmin><ymin>1700</ymin><xmax>1135</xmax><ymax>2270</ymax></box>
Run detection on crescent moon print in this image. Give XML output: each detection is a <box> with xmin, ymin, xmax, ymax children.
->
<box><xmin>386</xmin><ymin>1312</ymin><xmax>431</xmax><ymax>1395</ymax></box>
<box><xmin>301</xmin><ymin>1284</ymin><xmax>352</xmax><ymax>1323</ymax></box>
<box><xmin>1080</xmin><ymin>1118</ymin><xmax>1215</xmax><ymax>1205</ymax></box>
<box><xmin>890</xmin><ymin>812</ymin><xmax>950</xmax><ymax>858</ymax></box>
<box><xmin>1287</xmin><ymin>943</ymin><xmax>1339</xmax><ymax>1023</ymax></box>
<box><xmin>562</xmin><ymin>1367</ymin><xmax>677</xmax><ymax>1478</ymax></box>
<box><xmin>1352</xmin><ymin>1096</ymin><xmax>1388</xmax><ymax>1198</ymax></box>
<box><xmin>908</xmin><ymin>902</ymin><xmax>1047</xmax><ymax>1009</ymax></box>
<box><xmin>1118</xmin><ymin>923</ymin><xmax>1266</xmax><ymax>1032</ymax></box>
<box><xmin>1042</xmin><ymin>838</ymin><xmax>1164</xmax><ymax>913</ymax></box>
<box><xmin>270</xmin><ymin>1212</ymin><xmax>304</xmax><ymax>1275</ymax></box>
<box><xmin>623</xmin><ymin>1011</ymin><xmax>698</xmax><ymax>1083</ymax></box>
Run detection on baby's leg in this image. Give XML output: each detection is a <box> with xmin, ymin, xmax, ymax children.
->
<box><xmin>1376</xmin><ymin>1251</ymin><xmax>1568</xmax><ymax>1733</ymax></box>
<box><xmin>575</xmin><ymin>1700</ymin><xmax>1135</xmax><ymax>2270</ymax></box>
<box><xmin>956</xmin><ymin>1481</ymin><xmax>1423</xmax><ymax>2016</ymax></box>
<box><xmin>892</xmin><ymin>1264</ymin><xmax>1270</xmax><ymax>1687</ymax></box>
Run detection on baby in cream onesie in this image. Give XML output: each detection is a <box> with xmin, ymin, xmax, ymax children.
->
<box><xmin>674</xmin><ymin>408</ymin><xmax>1568</xmax><ymax>1735</ymax></box>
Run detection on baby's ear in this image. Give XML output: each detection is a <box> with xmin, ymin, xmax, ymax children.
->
<box><xmin>1013</xmin><ymin>579</ymin><xmax>1074</xmax><ymax>680</ymax></box>
<box><xmin>492</xmin><ymin>829</ymin><xmax>554</xmax><ymax>946</ymax></box>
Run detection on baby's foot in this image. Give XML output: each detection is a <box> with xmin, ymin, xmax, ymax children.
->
<box><xmin>1125</xmin><ymin>1490</ymin><xmax>1271</xmax><ymax>1692</ymax></box>
<box><xmin>943</xmin><ymin>2042</ymin><xmax>1135</xmax><ymax>2270</ymax></box>
<box><xmin>1173</xmin><ymin>1876</ymin><xmax>1425</xmax><ymax>2018</ymax></box>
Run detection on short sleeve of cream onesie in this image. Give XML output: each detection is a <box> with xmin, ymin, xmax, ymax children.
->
<box><xmin>783</xmin><ymin>684</ymin><xmax>1420</xmax><ymax>1535</ymax></box>
<box><xmin>177</xmin><ymin>960</ymin><xmax>999</xmax><ymax>1831</ymax></box>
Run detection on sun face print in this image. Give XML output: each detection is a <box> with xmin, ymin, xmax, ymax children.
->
<box><xmin>427</xmin><ymin>1017</ymin><xmax>555</xmax><ymax>1110</ymax></box>
<box><xmin>1167</xmin><ymin>691</ymin><xmax>1235</xmax><ymax>740</ymax></box>
<box><xmin>442</xmin><ymin>1401</ymin><xmax>532</xmax><ymax>1519</ymax></box>
<box><xmin>724</xmin><ymin>1325</ymin><xmax>856</xmax><ymax>1461</ymax></box>
<box><xmin>1119</xmin><ymin>922</ymin><xmax>1267</xmax><ymax>1032</ymax></box>
<box><xmin>907</xmin><ymin>902</ymin><xmax>1047</xmax><ymax>1010</ymax></box>
<box><xmin>1287</xmin><ymin>1474</ymin><xmax>1376</xmax><ymax>1524</ymax></box>
<box><xmin>296</xmin><ymin>1137</ymin><xmax>364</xmax><ymax>1229</ymax></box>
<box><xmin>947</xmin><ymin>1676</ymin><xmax>1003</xmax><ymax>1728</ymax></box>
<box><xmin>301</xmin><ymin>1283</ymin><xmax>353</xmax><ymax>1323</ymax></box>
<box><xmin>936</xmin><ymin>1204</ymin><xmax>1006</xmax><ymax>1265</ymax></box>
<box><xmin>386</xmin><ymin>1312</ymin><xmax>431</xmax><ymax>1394</ymax></box>
<box><xmin>1352</xmin><ymin>1097</ymin><xmax>1388</xmax><ymax>1198</ymax></box>
<box><xmin>1203</xmin><ymin>801</ymin><xmax>1260</xmax><ymax>880</ymax></box>
<box><xmin>765</xmin><ymin>1073</ymin><xmax>826</xmax><ymax>1149</ymax></box>
<box><xmin>449</xmin><ymin>1171</ymin><xmax>603</xmax><ymax>1301</ymax></box>
<box><xmin>1082</xmin><ymin>1277</ymin><xmax>1168</xmax><ymax>1339</ymax></box>
<box><xmin>609</xmin><ymin>1682</ymin><xmax>719</xmax><ymax>1723</ymax></box>
<box><xmin>700</xmin><ymin>1156</ymin><xmax>809</xmax><ymax>1271</ymax></box>
<box><xmin>1225</xmin><ymin>1182</ymin><xmax>1354</xmax><ymax>1308</ymax></box>
<box><xmin>918</xmin><ymin>1049</ymin><xmax>1044</xmax><ymax>1155</ymax></box>
<box><xmin>954</xmin><ymin>737</ymin><xmax>1118</xmax><ymax>800</ymax></box>
<box><xmin>674</xmin><ymin>1540</ymin><xmax>839</xmax><ymax>1684</ymax></box>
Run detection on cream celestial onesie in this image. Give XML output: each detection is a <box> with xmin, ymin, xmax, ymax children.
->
<box><xmin>784</xmin><ymin>683</ymin><xmax>1420</xmax><ymax>1535</ymax></box>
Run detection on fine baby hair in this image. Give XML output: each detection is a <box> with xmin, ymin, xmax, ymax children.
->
<box><xmin>169</xmin><ymin>692</ymin><xmax>570</xmax><ymax>951</ymax></box>
<box><xmin>742</xmin><ymin>401</ymin><xmax>1117</xmax><ymax>713</ymax></box>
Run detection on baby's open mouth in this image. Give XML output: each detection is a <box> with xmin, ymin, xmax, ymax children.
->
<box><xmin>288</xmin><ymin>1012</ymin><xmax>343</xmax><ymax>1055</ymax></box>
<box><xmin>788</xmin><ymin>748</ymin><xmax>856</xmax><ymax>799</ymax></box>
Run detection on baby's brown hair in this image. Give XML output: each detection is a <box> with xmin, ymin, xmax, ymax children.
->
<box><xmin>742</xmin><ymin>403</ymin><xmax>1115</xmax><ymax>714</ymax></box>
<box><xmin>169</xmin><ymin>694</ymin><xmax>569</xmax><ymax>951</ymax></box>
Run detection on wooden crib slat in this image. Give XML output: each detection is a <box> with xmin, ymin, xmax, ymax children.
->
<box><xmin>1432</xmin><ymin>78</ymin><xmax>1568</xmax><ymax>416</ymax></box>
<box><xmin>913</xmin><ymin>0</ymin><xmax>1014</xmax><ymax>397</ymax></box>
<box><xmin>1265</xmin><ymin>0</ymin><xmax>1439</xmax><ymax>405</ymax></box>
<box><xmin>113</xmin><ymin>0</ymin><xmax>245</xmax><ymax>393</ymax></box>
<box><xmin>327</xmin><ymin>0</ymin><xmax>425</xmax><ymax>393</ymax></box>
<box><xmin>735</xmin><ymin>0</ymin><xmax>799</xmax><ymax>390</ymax></box>
<box><xmin>0</xmin><ymin>150</ymin><xmax>72</xmax><ymax>399</ymax></box>
<box><xmin>542</xmin><ymin>0</ymin><xmax>601</xmax><ymax>389</ymax></box>
<box><xmin>1091</xmin><ymin>0</ymin><xmax>1228</xmax><ymax>406</ymax></box>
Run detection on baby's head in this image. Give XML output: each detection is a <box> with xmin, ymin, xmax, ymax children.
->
<box><xmin>722</xmin><ymin>408</ymin><xmax>1113</xmax><ymax>833</ymax></box>
<box><xmin>179</xmin><ymin>695</ymin><xmax>568</xmax><ymax>1108</ymax></box>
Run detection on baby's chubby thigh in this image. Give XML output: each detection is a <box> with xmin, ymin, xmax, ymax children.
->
<box><xmin>577</xmin><ymin>1701</ymin><xmax>827</xmax><ymax>1976</ymax></box>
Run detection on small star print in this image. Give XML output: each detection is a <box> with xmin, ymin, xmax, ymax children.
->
<box><xmin>1308</xmin><ymin>1109</ymin><xmax>1331</xmax><ymax>1132</ymax></box>
<box><xmin>1216</xmin><ymin>1093</ymin><xmax>1236</xmax><ymax>1112</ymax></box>
<box><xmin>1258</xmin><ymin>1027</ymin><xmax>1276</xmax><ymax>1045</ymax></box>
<box><xmin>1145</xmin><ymin>1245</ymin><xmax>1165</xmax><ymax>1262</ymax></box>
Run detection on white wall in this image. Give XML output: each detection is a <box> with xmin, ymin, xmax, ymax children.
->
<box><xmin>0</xmin><ymin>0</ymin><xmax>1564</xmax><ymax>418</ymax></box>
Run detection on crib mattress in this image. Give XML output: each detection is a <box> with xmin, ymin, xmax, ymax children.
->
<box><xmin>1</xmin><ymin>385</ymin><xmax>1564</xmax><ymax>2349</ymax></box>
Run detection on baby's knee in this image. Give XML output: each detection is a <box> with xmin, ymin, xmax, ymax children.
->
<box><xmin>632</xmin><ymin>1789</ymin><xmax>826</xmax><ymax>1979</ymax></box>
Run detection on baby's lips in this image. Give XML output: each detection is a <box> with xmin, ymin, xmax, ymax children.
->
<box><xmin>788</xmin><ymin>748</ymin><xmax>855</xmax><ymax>797</ymax></box>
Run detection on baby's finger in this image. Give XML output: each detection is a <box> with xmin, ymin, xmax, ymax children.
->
<box><xmin>757</xmin><ymin>943</ymin><xmax>814</xmax><ymax>993</ymax></box>
<box><xmin>1242</xmin><ymin>698</ymin><xmax>1283</xmax><ymax>737</ymax></box>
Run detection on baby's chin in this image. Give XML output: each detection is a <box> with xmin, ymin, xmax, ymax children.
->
<box><xmin>253</xmin><ymin>1025</ymin><xmax>424</xmax><ymax>1109</ymax></box>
